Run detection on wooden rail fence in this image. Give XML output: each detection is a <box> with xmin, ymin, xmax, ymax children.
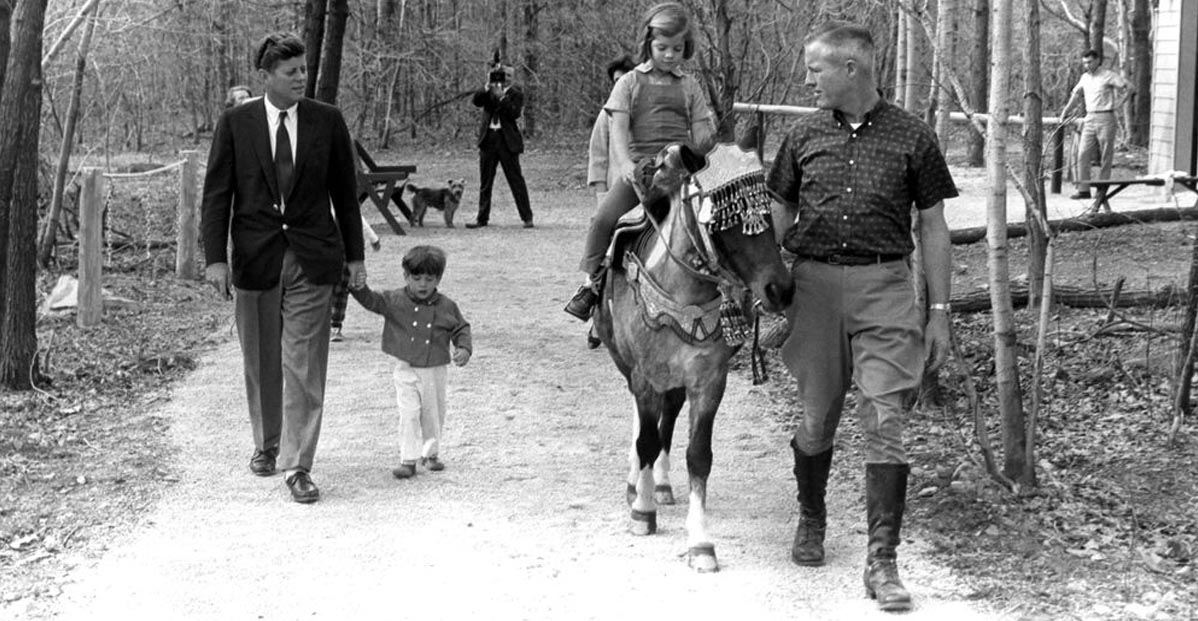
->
<box><xmin>76</xmin><ymin>150</ymin><xmax>199</xmax><ymax>327</ymax></box>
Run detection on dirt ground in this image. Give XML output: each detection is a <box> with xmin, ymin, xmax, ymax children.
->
<box><xmin>1</xmin><ymin>141</ymin><xmax>1195</xmax><ymax>620</ymax></box>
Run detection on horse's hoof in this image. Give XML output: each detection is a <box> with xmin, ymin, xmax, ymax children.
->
<box><xmin>654</xmin><ymin>484</ymin><xmax>676</xmax><ymax>505</ymax></box>
<box><xmin>630</xmin><ymin>509</ymin><xmax>657</xmax><ymax>536</ymax></box>
<box><xmin>626</xmin><ymin>483</ymin><xmax>637</xmax><ymax>506</ymax></box>
<box><xmin>688</xmin><ymin>544</ymin><xmax>719</xmax><ymax>573</ymax></box>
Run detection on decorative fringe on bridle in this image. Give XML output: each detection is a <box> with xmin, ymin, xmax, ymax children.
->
<box><xmin>707</xmin><ymin>171</ymin><xmax>772</xmax><ymax>237</ymax></box>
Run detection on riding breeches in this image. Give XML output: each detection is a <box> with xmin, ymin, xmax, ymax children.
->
<box><xmin>392</xmin><ymin>360</ymin><xmax>448</xmax><ymax>463</ymax></box>
<box><xmin>780</xmin><ymin>258</ymin><xmax>923</xmax><ymax>464</ymax></box>
<box><xmin>579</xmin><ymin>177</ymin><xmax>640</xmax><ymax>275</ymax></box>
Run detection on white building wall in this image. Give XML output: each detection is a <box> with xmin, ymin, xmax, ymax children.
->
<box><xmin>1149</xmin><ymin>0</ymin><xmax>1181</xmax><ymax>174</ymax></box>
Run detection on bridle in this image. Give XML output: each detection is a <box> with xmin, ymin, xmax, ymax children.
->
<box><xmin>641</xmin><ymin>147</ymin><xmax>774</xmax><ymax>290</ymax></box>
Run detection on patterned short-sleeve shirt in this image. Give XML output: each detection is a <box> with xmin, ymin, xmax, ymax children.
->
<box><xmin>766</xmin><ymin>99</ymin><xmax>958</xmax><ymax>257</ymax></box>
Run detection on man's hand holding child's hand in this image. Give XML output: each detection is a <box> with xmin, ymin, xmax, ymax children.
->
<box><xmin>452</xmin><ymin>348</ymin><xmax>471</xmax><ymax>367</ymax></box>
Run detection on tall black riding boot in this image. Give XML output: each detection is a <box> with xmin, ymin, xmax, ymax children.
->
<box><xmin>790</xmin><ymin>440</ymin><xmax>833</xmax><ymax>566</ymax></box>
<box><xmin>863</xmin><ymin>462</ymin><xmax>913</xmax><ymax>612</ymax></box>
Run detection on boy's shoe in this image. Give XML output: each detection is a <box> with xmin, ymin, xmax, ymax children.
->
<box><xmin>423</xmin><ymin>456</ymin><xmax>445</xmax><ymax>472</ymax></box>
<box><xmin>391</xmin><ymin>463</ymin><xmax>417</xmax><ymax>479</ymax></box>
<box><xmin>331</xmin><ymin>327</ymin><xmax>344</xmax><ymax>343</ymax></box>
<box><xmin>587</xmin><ymin>325</ymin><xmax>602</xmax><ymax>349</ymax></box>
<box><xmin>564</xmin><ymin>286</ymin><xmax>597</xmax><ymax>321</ymax></box>
<box><xmin>371</xmin><ymin>240</ymin><xmax>382</xmax><ymax>251</ymax></box>
<box><xmin>1069</xmin><ymin>191</ymin><xmax>1092</xmax><ymax>200</ymax></box>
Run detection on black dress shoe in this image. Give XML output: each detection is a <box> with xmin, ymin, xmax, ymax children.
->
<box><xmin>249</xmin><ymin>447</ymin><xmax>278</xmax><ymax>476</ymax></box>
<box><xmin>285</xmin><ymin>471</ymin><xmax>320</xmax><ymax>504</ymax></box>
<box><xmin>523</xmin><ymin>221</ymin><xmax>535</xmax><ymax>229</ymax></box>
<box><xmin>465</xmin><ymin>222</ymin><xmax>487</xmax><ymax>229</ymax></box>
<box><xmin>1069</xmin><ymin>191</ymin><xmax>1092</xmax><ymax>200</ymax></box>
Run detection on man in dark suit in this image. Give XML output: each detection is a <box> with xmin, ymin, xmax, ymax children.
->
<box><xmin>201</xmin><ymin>32</ymin><xmax>365</xmax><ymax>504</ymax></box>
<box><xmin>465</xmin><ymin>63</ymin><xmax>534</xmax><ymax>229</ymax></box>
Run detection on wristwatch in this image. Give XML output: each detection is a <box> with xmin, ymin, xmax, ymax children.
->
<box><xmin>929</xmin><ymin>303</ymin><xmax>952</xmax><ymax>313</ymax></box>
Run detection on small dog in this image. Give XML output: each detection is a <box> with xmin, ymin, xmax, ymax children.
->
<box><xmin>407</xmin><ymin>179</ymin><xmax>466</xmax><ymax>228</ymax></box>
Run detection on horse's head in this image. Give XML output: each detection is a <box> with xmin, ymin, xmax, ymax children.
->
<box><xmin>665</xmin><ymin>139</ymin><xmax>793</xmax><ymax>314</ymax></box>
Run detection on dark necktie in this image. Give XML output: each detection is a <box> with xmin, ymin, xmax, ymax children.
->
<box><xmin>275</xmin><ymin>110</ymin><xmax>294</xmax><ymax>199</ymax></box>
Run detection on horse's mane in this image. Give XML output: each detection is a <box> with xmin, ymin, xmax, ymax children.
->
<box><xmin>642</xmin><ymin>195</ymin><xmax>672</xmax><ymax>223</ymax></box>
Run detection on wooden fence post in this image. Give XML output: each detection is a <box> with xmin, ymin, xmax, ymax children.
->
<box><xmin>77</xmin><ymin>168</ymin><xmax>103</xmax><ymax>327</ymax></box>
<box><xmin>176</xmin><ymin>150</ymin><xmax>199</xmax><ymax>279</ymax></box>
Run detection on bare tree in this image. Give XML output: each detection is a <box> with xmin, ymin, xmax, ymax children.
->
<box><xmin>315</xmin><ymin>0</ymin><xmax>348</xmax><ymax>104</ymax></box>
<box><xmin>985</xmin><ymin>0</ymin><xmax>1031</xmax><ymax>484</ymax></box>
<box><xmin>966</xmin><ymin>0</ymin><xmax>988</xmax><ymax>166</ymax></box>
<box><xmin>1127</xmin><ymin>0</ymin><xmax>1150</xmax><ymax>146</ymax></box>
<box><xmin>521</xmin><ymin>0</ymin><xmax>542</xmax><ymax>138</ymax></box>
<box><xmin>1088</xmin><ymin>0</ymin><xmax>1108</xmax><ymax>54</ymax></box>
<box><xmin>0</xmin><ymin>0</ymin><xmax>50</xmax><ymax>389</ymax></box>
<box><xmin>303</xmin><ymin>0</ymin><xmax>327</xmax><ymax>99</ymax></box>
<box><xmin>39</xmin><ymin>1</ymin><xmax>99</xmax><ymax>268</ymax></box>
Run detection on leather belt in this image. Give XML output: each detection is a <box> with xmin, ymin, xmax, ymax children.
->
<box><xmin>1090</xmin><ymin>110</ymin><xmax>1114</xmax><ymax>114</ymax></box>
<box><xmin>800</xmin><ymin>253</ymin><xmax>905</xmax><ymax>266</ymax></box>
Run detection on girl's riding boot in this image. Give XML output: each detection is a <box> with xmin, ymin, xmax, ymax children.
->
<box><xmin>791</xmin><ymin>440</ymin><xmax>833</xmax><ymax>566</ymax></box>
<box><xmin>564</xmin><ymin>272</ymin><xmax>602</xmax><ymax>321</ymax></box>
<box><xmin>863</xmin><ymin>462</ymin><xmax>912</xmax><ymax>612</ymax></box>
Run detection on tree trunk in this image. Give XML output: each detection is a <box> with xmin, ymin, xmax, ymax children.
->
<box><xmin>39</xmin><ymin>3</ymin><xmax>98</xmax><ymax>268</ymax></box>
<box><xmin>521</xmin><ymin>0</ymin><xmax>540</xmax><ymax>139</ymax></box>
<box><xmin>949</xmin><ymin>206</ymin><xmax>1198</xmax><ymax>245</ymax></box>
<box><xmin>1022</xmin><ymin>0</ymin><xmax>1047</xmax><ymax>316</ymax></box>
<box><xmin>303</xmin><ymin>0</ymin><xmax>328</xmax><ymax>100</ymax></box>
<box><xmin>985</xmin><ymin>0</ymin><xmax>1029</xmax><ymax>484</ymax></box>
<box><xmin>0</xmin><ymin>0</ymin><xmax>50</xmax><ymax>389</ymax></box>
<box><xmin>708</xmin><ymin>0</ymin><xmax>739</xmax><ymax>141</ymax></box>
<box><xmin>904</xmin><ymin>5</ymin><xmax>929</xmax><ymax>115</ymax></box>
<box><xmin>1089</xmin><ymin>0</ymin><xmax>1108</xmax><ymax>54</ymax></box>
<box><xmin>951</xmin><ymin>281</ymin><xmax>1184</xmax><ymax>312</ymax></box>
<box><xmin>1128</xmin><ymin>0</ymin><xmax>1151</xmax><ymax>146</ymax></box>
<box><xmin>1173</xmin><ymin>226</ymin><xmax>1198</xmax><ymax>416</ymax></box>
<box><xmin>315</xmin><ymin>0</ymin><xmax>348</xmax><ymax>105</ymax></box>
<box><xmin>934</xmin><ymin>0</ymin><xmax>957</xmax><ymax>146</ymax></box>
<box><xmin>0</xmin><ymin>1</ymin><xmax>11</xmax><ymax>90</ymax></box>
<box><xmin>894</xmin><ymin>9</ymin><xmax>907</xmax><ymax>104</ymax></box>
<box><xmin>966</xmin><ymin>0</ymin><xmax>988</xmax><ymax>167</ymax></box>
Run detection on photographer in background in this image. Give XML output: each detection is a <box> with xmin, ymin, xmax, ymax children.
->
<box><xmin>464</xmin><ymin>59</ymin><xmax>535</xmax><ymax>229</ymax></box>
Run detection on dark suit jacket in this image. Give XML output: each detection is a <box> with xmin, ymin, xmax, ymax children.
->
<box><xmin>473</xmin><ymin>85</ymin><xmax>525</xmax><ymax>154</ymax></box>
<box><xmin>201</xmin><ymin>98</ymin><xmax>363</xmax><ymax>290</ymax></box>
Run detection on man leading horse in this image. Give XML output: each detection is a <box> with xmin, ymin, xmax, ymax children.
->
<box><xmin>767</xmin><ymin>21</ymin><xmax>955</xmax><ymax>612</ymax></box>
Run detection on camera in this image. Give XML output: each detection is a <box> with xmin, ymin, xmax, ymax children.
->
<box><xmin>489</xmin><ymin>68</ymin><xmax>506</xmax><ymax>84</ymax></box>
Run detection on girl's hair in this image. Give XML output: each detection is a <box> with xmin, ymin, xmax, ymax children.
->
<box><xmin>402</xmin><ymin>245</ymin><xmax>447</xmax><ymax>277</ymax></box>
<box><xmin>638</xmin><ymin>2</ymin><xmax>694</xmax><ymax>63</ymax></box>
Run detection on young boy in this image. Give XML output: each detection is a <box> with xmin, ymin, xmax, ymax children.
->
<box><xmin>351</xmin><ymin>245</ymin><xmax>472</xmax><ymax>479</ymax></box>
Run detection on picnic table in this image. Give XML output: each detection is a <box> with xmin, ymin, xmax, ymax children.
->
<box><xmin>355</xmin><ymin>141</ymin><xmax>416</xmax><ymax>235</ymax></box>
<box><xmin>1084</xmin><ymin>174</ymin><xmax>1198</xmax><ymax>214</ymax></box>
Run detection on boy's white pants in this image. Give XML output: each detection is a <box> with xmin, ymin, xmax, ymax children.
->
<box><xmin>392</xmin><ymin>360</ymin><xmax>447</xmax><ymax>463</ymax></box>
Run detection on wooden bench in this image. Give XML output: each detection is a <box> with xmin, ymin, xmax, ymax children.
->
<box><xmin>1084</xmin><ymin>175</ymin><xmax>1198</xmax><ymax>214</ymax></box>
<box><xmin>354</xmin><ymin>141</ymin><xmax>417</xmax><ymax>235</ymax></box>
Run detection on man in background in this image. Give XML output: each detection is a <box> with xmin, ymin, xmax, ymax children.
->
<box><xmin>465</xmin><ymin>62</ymin><xmax>534</xmax><ymax>229</ymax></box>
<box><xmin>1061</xmin><ymin>49</ymin><xmax>1131</xmax><ymax>202</ymax></box>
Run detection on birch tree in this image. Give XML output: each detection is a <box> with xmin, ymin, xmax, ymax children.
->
<box><xmin>984</xmin><ymin>0</ymin><xmax>1030</xmax><ymax>484</ymax></box>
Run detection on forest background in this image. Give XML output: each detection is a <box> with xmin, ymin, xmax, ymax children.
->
<box><xmin>38</xmin><ymin>0</ymin><xmax>1146</xmax><ymax>158</ymax></box>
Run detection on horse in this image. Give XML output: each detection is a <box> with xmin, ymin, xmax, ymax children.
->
<box><xmin>591</xmin><ymin>134</ymin><xmax>794</xmax><ymax>573</ymax></box>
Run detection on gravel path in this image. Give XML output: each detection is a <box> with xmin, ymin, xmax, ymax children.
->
<box><xmin>33</xmin><ymin>182</ymin><xmax>1027</xmax><ymax>620</ymax></box>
